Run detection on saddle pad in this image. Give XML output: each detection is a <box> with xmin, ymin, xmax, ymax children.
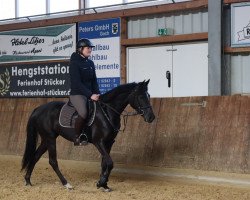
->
<box><xmin>59</xmin><ymin>101</ymin><xmax>96</xmax><ymax>128</ymax></box>
<box><xmin>59</xmin><ymin>103</ymin><xmax>77</xmax><ymax>128</ymax></box>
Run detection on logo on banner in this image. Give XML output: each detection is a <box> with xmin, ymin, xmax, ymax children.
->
<box><xmin>237</xmin><ymin>22</ymin><xmax>250</xmax><ymax>41</ymax></box>
<box><xmin>0</xmin><ymin>68</ymin><xmax>10</xmax><ymax>96</ymax></box>
<box><xmin>112</xmin><ymin>23</ymin><xmax>118</xmax><ymax>34</ymax></box>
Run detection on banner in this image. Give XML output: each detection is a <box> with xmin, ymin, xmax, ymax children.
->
<box><xmin>0</xmin><ymin>24</ymin><xmax>76</xmax><ymax>63</ymax></box>
<box><xmin>0</xmin><ymin>61</ymin><xmax>70</xmax><ymax>97</ymax></box>
<box><xmin>231</xmin><ymin>3</ymin><xmax>250</xmax><ymax>47</ymax></box>
<box><xmin>78</xmin><ymin>18</ymin><xmax>120</xmax><ymax>94</ymax></box>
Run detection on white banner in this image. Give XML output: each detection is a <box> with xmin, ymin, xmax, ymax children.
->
<box><xmin>231</xmin><ymin>3</ymin><xmax>250</xmax><ymax>47</ymax></box>
<box><xmin>91</xmin><ymin>37</ymin><xmax>120</xmax><ymax>78</ymax></box>
<box><xmin>0</xmin><ymin>24</ymin><xmax>76</xmax><ymax>63</ymax></box>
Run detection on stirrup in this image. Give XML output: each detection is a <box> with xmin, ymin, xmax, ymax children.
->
<box><xmin>77</xmin><ymin>133</ymin><xmax>88</xmax><ymax>146</ymax></box>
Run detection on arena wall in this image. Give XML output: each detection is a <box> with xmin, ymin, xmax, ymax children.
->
<box><xmin>0</xmin><ymin>96</ymin><xmax>249</xmax><ymax>173</ymax></box>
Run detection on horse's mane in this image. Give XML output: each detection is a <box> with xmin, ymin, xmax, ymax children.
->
<box><xmin>100</xmin><ymin>82</ymin><xmax>137</xmax><ymax>102</ymax></box>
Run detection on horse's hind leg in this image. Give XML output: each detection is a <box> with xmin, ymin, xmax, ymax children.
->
<box><xmin>47</xmin><ymin>138</ymin><xmax>72</xmax><ymax>189</ymax></box>
<box><xmin>25</xmin><ymin>141</ymin><xmax>47</xmax><ymax>186</ymax></box>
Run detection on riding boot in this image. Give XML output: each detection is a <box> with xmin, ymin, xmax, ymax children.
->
<box><xmin>74</xmin><ymin>116</ymin><xmax>87</xmax><ymax>146</ymax></box>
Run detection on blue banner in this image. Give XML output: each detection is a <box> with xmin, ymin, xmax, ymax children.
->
<box><xmin>78</xmin><ymin>18</ymin><xmax>120</xmax><ymax>39</ymax></box>
<box><xmin>78</xmin><ymin>18</ymin><xmax>121</xmax><ymax>94</ymax></box>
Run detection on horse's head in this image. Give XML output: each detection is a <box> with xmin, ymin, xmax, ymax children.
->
<box><xmin>128</xmin><ymin>80</ymin><xmax>155</xmax><ymax>123</ymax></box>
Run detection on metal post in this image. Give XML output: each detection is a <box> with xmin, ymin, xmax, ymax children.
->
<box><xmin>15</xmin><ymin>0</ymin><xmax>19</xmax><ymax>18</ymax></box>
<box><xmin>208</xmin><ymin>0</ymin><xmax>222</xmax><ymax>96</ymax></box>
<box><xmin>79</xmin><ymin>0</ymin><xmax>85</xmax><ymax>15</ymax></box>
<box><xmin>46</xmin><ymin>0</ymin><xmax>50</xmax><ymax>15</ymax></box>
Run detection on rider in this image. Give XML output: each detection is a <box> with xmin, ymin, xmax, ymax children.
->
<box><xmin>69</xmin><ymin>38</ymin><xmax>100</xmax><ymax>145</ymax></box>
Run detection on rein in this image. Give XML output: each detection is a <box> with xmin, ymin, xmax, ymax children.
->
<box><xmin>98</xmin><ymin>88</ymin><xmax>152</xmax><ymax>133</ymax></box>
<box><xmin>98</xmin><ymin>101</ymin><xmax>139</xmax><ymax>132</ymax></box>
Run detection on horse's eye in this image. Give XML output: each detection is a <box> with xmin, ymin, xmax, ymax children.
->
<box><xmin>139</xmin><ymin>95</ymin><xmax>144</xmax><ymax>100</ymax></box>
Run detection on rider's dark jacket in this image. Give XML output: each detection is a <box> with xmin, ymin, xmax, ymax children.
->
<box><xmin>69</xmin><ymin>52</ymin><xmax>100</xmax><ymax>98</ymax></box>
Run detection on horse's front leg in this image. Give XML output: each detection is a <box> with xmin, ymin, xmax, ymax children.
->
<box><xmin>94</xmin><ymin>141</ymin><xmax>114</xmax><ymax>192</ymax></box>
<box><xmin>100</xmin><ymin>140</ymin><xmax>115</xmax><ymax>176</ymax></box>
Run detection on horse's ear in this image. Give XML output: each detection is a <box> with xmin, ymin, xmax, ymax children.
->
<box><xmin>142</xmin><ymin>79</ymin><xmax>150</xmax><ymax>88</ymax></box>
<box><xmin>137</xmin><ymin>81</ymin><xmax>144</xmax><ymax>90</ymax></box>
<box><xmin>140</xmin><ymin>79</ymin><xmax>149</xmax><ymax>85</ymax></box>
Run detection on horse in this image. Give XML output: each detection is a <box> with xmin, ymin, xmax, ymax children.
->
<box><xmin>21</xmin><ymin>80</ymin><xmax>155</xmax><ymax>191</ymax></box>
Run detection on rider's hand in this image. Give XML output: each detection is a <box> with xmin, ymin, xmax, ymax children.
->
<box><xmin>90</xmin><ymin>94</ymin><xmax>100</xmax><ymax>101</ymax></box>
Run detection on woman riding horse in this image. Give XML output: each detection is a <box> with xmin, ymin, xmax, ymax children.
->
<box><xmin>69</xmin><ymin>38</ymin><xmax>100</xmax><ymax>145</ymax></box>
<box><xmin>21</xmin><ymin>80</ymin><xmax>155</xmax><ymax>191</ymax></box>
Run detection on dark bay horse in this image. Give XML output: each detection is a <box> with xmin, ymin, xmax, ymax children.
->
<box><xmin>21</xmin><ymin>80</ymin><xmax>155</xmax><ymax>191</ymax></box>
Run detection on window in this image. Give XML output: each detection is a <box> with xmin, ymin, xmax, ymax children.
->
<box><xmin>126</xmin><ymin>0</ymin><xmax>190</xmax><ymax>3</ymax></box>
<box><xmin>87</xmin><ymin>0</ymin><xmax>123</xmax><ymax>8</ymax></box>
<box><xmin>49</xmin><ymin>0</ymin><xmax>79</xmax><ymax>13</ymax></box>
<box><xmin>126</xmin><ymin>0</ymin><xmax>145</xmax><ymax>2</ymax></box>
<box><xmin>18</xmin><ymin>0</ymin><xmax>46</xmax><ymax>17</ymax></box>
<box><xmin>0</xmin><ymin>0</ymin><xmax>192</xmax><ymax>23</ymax></box>
<box><xmin>0</xmin><ymin>0</ymin><xmax>15</xmax><ymax>20</ymax></box>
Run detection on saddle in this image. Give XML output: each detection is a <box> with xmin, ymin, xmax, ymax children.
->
<box><xmin>59</xmin><ymin>100</ymin><xmax>96</xmax><ymax>129</ymax></box>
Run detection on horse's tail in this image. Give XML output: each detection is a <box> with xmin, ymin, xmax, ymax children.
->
<box><xmin>21</xmin><ymin>109</ymin><xmax>39</xmax><ymax>171</ymax></box>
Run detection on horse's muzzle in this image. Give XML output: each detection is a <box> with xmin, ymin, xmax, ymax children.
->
<box><xmin>144</xmin><ymin>111</ymin><xmax>155</xmax><ymax>123</ymax></box>
<box><xmin>148</xmin><ymin>114</ymin><xmax>155</xmax><ymax>123</ymax></box>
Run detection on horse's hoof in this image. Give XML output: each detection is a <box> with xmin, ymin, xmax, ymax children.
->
<box><xmin>97</xmin><ymin>182</ymin><xmax>112</xmax><ymax>192</ymax></box>
<box><xmin>103</xmin><ymin>186</ymin><xmax>112</xmax><ymax>192</ymax></box>
<box><xmin>98</xmin><ymin>186</ymin><xmax>112</xmax><ymax>192</ymax></box>
<box><xmin>25</xmin><ymin>181</ymin><xmax>32</xmax><ymax>186</ymax></box>
<box><xmin>64</xmin><ymin>183</ymin><xmax>74</xmax><ymax>190</ymax></box>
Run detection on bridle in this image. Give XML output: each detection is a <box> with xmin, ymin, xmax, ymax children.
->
<box><xmin>130</xmin><ymin>91</ymin><xmax>152</xmax><ymax>116</ymax></box>
<box><xmin>98</xmin><ymin>90</ymin><xmax>152</xmax><ymax>132</ymax></box>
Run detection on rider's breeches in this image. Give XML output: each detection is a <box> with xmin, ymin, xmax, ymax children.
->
<box><xmin>69</xmin><ymin>95</ymin><xmax>88</xmax><ymax>119</ymax></box>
